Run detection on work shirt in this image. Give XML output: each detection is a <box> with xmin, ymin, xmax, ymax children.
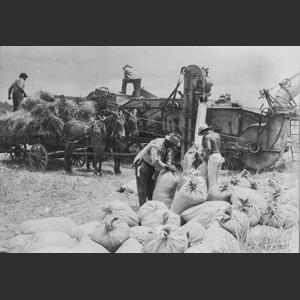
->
<box><xmin>124</xmin><ymin>67</ymin><xmax>141</xmax><ymax>80</ymax></box>
<box><xmin>8</xmin><ymin>78</ymin><xmax>26</xmax><ymax>95</ymax></box>
<box><xmin>133</xmin><ymin>138</ymin><xmax>171</xmax><ymax>171</ymax></box>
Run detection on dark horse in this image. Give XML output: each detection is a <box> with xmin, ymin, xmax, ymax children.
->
<box><xmin>86</xmin><ymin>108</ymin><xmax>139</xmax><ymax>174</ymax></box>
<box><xmin>110</xmin><ymin>108</ymin><xmax>139</xmax><ymax>174</ymax></box>
<box><xmin>63</xmin><ymin>110</ymin><xmax>126</xmax><ymax>175</ymax></box>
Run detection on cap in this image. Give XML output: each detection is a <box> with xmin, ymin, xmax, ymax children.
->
<box><xmin>165</xmin><ymin>132</ymin><xmax>181</xmax><ymax>147</ymax></box>
<box><xmin>19</xmin><ymin>73</ymin><xmax>28</xmax><ymax>78</ymax></box>
<box><xmin>123</xmin><ymin>64</ymin><xmax>132</xmax><ymax>69</ymax></box>
<box><xmin>198</xmin><ymin>124</ymin><xmax>211</xmax><ymax>134</ymax></box>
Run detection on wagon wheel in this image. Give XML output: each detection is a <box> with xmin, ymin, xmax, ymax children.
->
<box><xmin>29</xmin><ymin>143</ymin><xmax>48</xmax><ymax>171</ymax></box>
<box><xmin>70</xmin><ymin>154</ymin><xmax>86</xmax><ymax>167</ymax></box>
<box><xmin>10</xmin><ymin>144</ymin><xmax>27</xmax><ymax>161</ymax></box>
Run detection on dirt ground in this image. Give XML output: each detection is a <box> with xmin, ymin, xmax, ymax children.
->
<box><xmin>0</xmin><ymin>152</ymin><xmax>299</xmax><ymax>251</ymax></box>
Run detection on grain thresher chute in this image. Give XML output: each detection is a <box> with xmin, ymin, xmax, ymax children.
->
<box><xmin>234</xmin><ymin>72</ymin><xmax>300</xmax><ymax>170</ymax></box>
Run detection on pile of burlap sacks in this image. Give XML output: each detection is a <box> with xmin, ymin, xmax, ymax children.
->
<box><xmin>4</xmin><ymin>167</ymin><xmax>299</xmax><ymax>253</ymax></box>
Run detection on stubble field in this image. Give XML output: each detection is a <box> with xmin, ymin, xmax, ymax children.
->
<box><xmin>0</xmin><ymin>153</ymin><xmax>299</xmax><ymax>252</ymax></box>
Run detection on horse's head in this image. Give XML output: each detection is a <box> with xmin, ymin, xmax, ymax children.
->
<box><xmin>110</xmin><ymin>111</ymin><xmax>126</xmax><ymax>141</ymax></box>
<box><xmin>122</xmin><ymin>108</ymin><xmax>139</xmax><ymax>139</ymax></box>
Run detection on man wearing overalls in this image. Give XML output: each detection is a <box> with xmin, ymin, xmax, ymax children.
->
<box><xmin>8</xmin><ymin>73</ymin><xmax>28</xmax><ymax>112</ymax></box>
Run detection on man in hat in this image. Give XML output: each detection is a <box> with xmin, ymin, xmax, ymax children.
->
<box><xmin>8</xmin><ymin>73</ymin><xmax>29</xmax><ymax>112</ymax></box>
<box><xmin>198</xmin><ymin>124</ymin><xmax>224</xmax><ymax>190</ymax></box>
<box><xmin>132</xmin><ymin>132</ymin><xmax>181</xmax><ymax>207</ymax></box>
<box><xmin>120</xmin><ymin>64</ymin><xmax>142</xmax><ymax>98</ymax></box>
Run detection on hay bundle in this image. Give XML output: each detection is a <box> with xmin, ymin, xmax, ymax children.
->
<box><xmin>0</xmin><ymin>110</ymin><xmax>34</xmax><ymax>137</ymax></box>
<box><xmin>56</xmin><ymin>99</ymin><xmax>94</xmax><ymax>123</ymax></box>
<box><xmin>0</xmin><ymin>91</ymin><xmax>96</xmax><ymax>139</ymax></box>
<box><xmin>35</xmin><ymin>90</ymin><xmax>55</xmax><ymax>102</ymax></box>
<box><xmin>20</xmin><ymin>97</ymin><xmax>44</xmax><ymax>112</ymax></box>
<box><xmin>28</xmin><ymin>101</ymin><xmax>64</xmax><ymax>138</ymax></box>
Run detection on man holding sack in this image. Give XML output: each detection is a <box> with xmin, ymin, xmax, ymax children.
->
<box><xmin>198</xmin><ymin>124</ymin><xmax>224</xmax><ymax>190</ymax></box>
<box><xmin>132</xmin><ymin>132</ymin><xmax>181</xmax><ymax>207</ymax></box>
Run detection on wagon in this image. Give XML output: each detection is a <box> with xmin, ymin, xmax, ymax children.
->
<box><xmin>0</xmin><ymin>133</ymin><xmax>86</xmax><ymax>171</ymax></box>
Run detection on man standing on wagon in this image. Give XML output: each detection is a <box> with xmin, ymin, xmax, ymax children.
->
<box><xmin>132</xmin><ymin>132</ymin><xmax>181</xmax><ymax>207</ymax></box>
<box><xmin>120</xmin><ymin>64</ymin><xmax>142</xmax><ymax>98</ymax></box>
<box><xmin>8</xmin><ymin>73</ymin><xmax>29</xmax><ymax>112</ymax></box>
<box><xmin>198</xmin><ymin>124</ymin><xmax>224</xmax><ymax>191</ymax></box>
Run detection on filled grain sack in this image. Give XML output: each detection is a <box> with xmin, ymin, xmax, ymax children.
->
<box><xmin>143</xmin><ymin>225</ymin><xmax>188</xmax><ymax>253</ymax></box>
<box><xmin>98</xmin><ymin>200</ymin><xmax>139</xmax><ymax>227</ymax></box>
<box><xmin>261</xmin><ymin>204</ymin><xmax>284</xmax><ymax>228</ymax></box>
<box><xmin>141</xmin><ymin>209</ymin><xmax>180</xmax><ymax>229</ymax></box>
<box><xmin>183</xmin><ymin>201</ymin><xmax>232</xmax><ymax>228</ymax></box>
<box><xmin>181</xmin><ymin>144</ymin><xmax>202</xmax><ymax>173</ymax></box>
<box><xmin>137</xmin><ymin>200</ymin><xmax>169</xmax><ymax>222</ymax></box>
<box><xmin>130</xmin><ymin>226</ymin><xmax>152</xmax><ymax>245</ymax></box>
<box><xmin>69</xmin><ymin>236</ymin><xmax>111</xmax><ymax>253</ymax></box>
<box><xmin>184</xmin><ymin>244</ymin><xmax>204</xmax><ymax>253</ymax></box>
<box><xmin>32</xmin><ymin>246</ymin><xmax>72</xmax><ymax>253</ymax></box>
<box><xmin>7</xmin><ymin>231</ymin><xmax>77</xmax><ymax>253</ymax></box>
<box><xmin>233</xmin><ymin>198</ymin><xmax>261</xmax><ymax>227</ymax></box>
<box><xmin>229</xmin><ymin>170</ymin><xmax>251</xmax><ymax>188</ymax></box>
<box><xmin>280</xmin><ymin>204</ymin><xmax>299</xmax><ymax>228</ymax></box>
<box><xmin>237</xmin><ymin>169</ymin><xmax>252</xmax><ymax>187</ymax></box>
<box><xmin>91</xmin><ymin>216</ymin><xmax>131</xmax><ymax>253</ymax></box>
<box><xmin>256</xmin><ymin>178</ymin><xmax>281</xmax><ymax>200</ymax></box>
<box><xmin>230</xmin><ymin>185</ymin><xmax>267</xmax><ymax>214</ymax></box>
<box><xmin>248</xmin><ymin>225</ymin><xmax>284</xmax><ymax>246</ymax></box>
<box><xmin>261</xmin><ymin>203</ymin><xmax>299</xmax><ymax>229</ymax></box>
<box><xmin>256</xmin><ymin>184</ymin><xmax>273</xmax><ymax>200</ymax></box>
<box><xmin>115</xmin><ymin>238</ymin><xmax>144</xmax><ymax>253</ymax></box>
<box><xmin>152</xmin><ymin>170</ymin><xmax>180</xmax><ymax>208</ymax></box>
<box><xmin>181</xmin><ymin>222</ymin><xmax>206</xmax><ymax>247</ymax></box>
<box><xmin>171</xmin><ymin>176</ymin><xmax>207</xmax><ymax>215</ymax></box>
<box><xmin>218</xmin><ymin>209</ymin><xmax>249</xmax><ymax>240</ymax></box>
<box><xmin>267</xmin><ymin>186</ymin><xmax>292</xmax><ymax>206</ymax></box>
<box><xmin>201</xmin><ymin>220</ymin><xmax>241</xmax><ymax>253</ymax></box>
<box><xmin>19</xmin><ymin>217</ymin><xmax>76</xmax><ymax>236</ymax></box>
<box><xmin>181</xmin><ymin>169</ymin><xmax>203</xmax><ymax>185</ymax></box>
<box><xmin>70</xmin><ymin>221</ymin><xmax>100</xmax><ymax>242</ymax></box>
<box><xmin>206</xmin><ymin>180</ymin><xmax>235</xmax><ymax>204</ymax></box>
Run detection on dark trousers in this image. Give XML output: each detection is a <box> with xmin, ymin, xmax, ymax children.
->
<box><xmin>135</xmin><ymin>159</ymin><xmax>156</xmax><ymax>207</ymax></box>
<box><xmin>12</xmin><ymin>90</ymin><xmax>23</xmax><ymax>112</ymax></box>
<box><xmin>121</xmin><ymin>78</ymin><xmax>141</xmax><ymax>98</ymax></box>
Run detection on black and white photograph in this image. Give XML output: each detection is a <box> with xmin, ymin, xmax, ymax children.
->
<box><xmin>0</xmin><ymin>46</ymin><xmax>299</xmax><ymax>253</ymax></box>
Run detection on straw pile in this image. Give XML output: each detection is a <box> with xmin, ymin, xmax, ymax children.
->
<box><xmin>0</xmin><ymin>91</ymin><xmax>96</xmax><ymax>140</ymax></box>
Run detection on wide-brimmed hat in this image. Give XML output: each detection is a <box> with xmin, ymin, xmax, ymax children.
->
<box><xmin>165</xmin><ymin>132</ymin><xmax>181</xmax><ymax>147</ymax></box>
<box><xmin>122</xmin><ymin>64</ymin><xmax>132</xmax><ymax>69</ymax></box>
<box><xmin>19</xmin><ymin>73</ymin><xmax>28</xmax><ymax>78</ymax></box>
<box><xmin>198</xmin><ymin>124</ymin><xmax>211</xmax><ymax>134</ymax></box>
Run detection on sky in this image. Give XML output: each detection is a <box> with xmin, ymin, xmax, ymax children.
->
<box><xmin>0</xmin><ymin>46</ymin><xmax>299</xmax><ymax>108</ymax></box>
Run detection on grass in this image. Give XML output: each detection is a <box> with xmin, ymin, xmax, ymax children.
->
<box><xmin>0</xmin><ymin>153</ymin><xmax>298</xmax><ymax>253</ymax></box>
<box><xmin>0</xmin><ymin>154</ymin><xmax>138</xmax><ymax>249</ymax></box>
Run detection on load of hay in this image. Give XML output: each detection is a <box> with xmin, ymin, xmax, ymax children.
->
<box><xmin>0</xmin><ymin>91</ymin><xmax>96</xmax><ymax>140</ymax></box>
